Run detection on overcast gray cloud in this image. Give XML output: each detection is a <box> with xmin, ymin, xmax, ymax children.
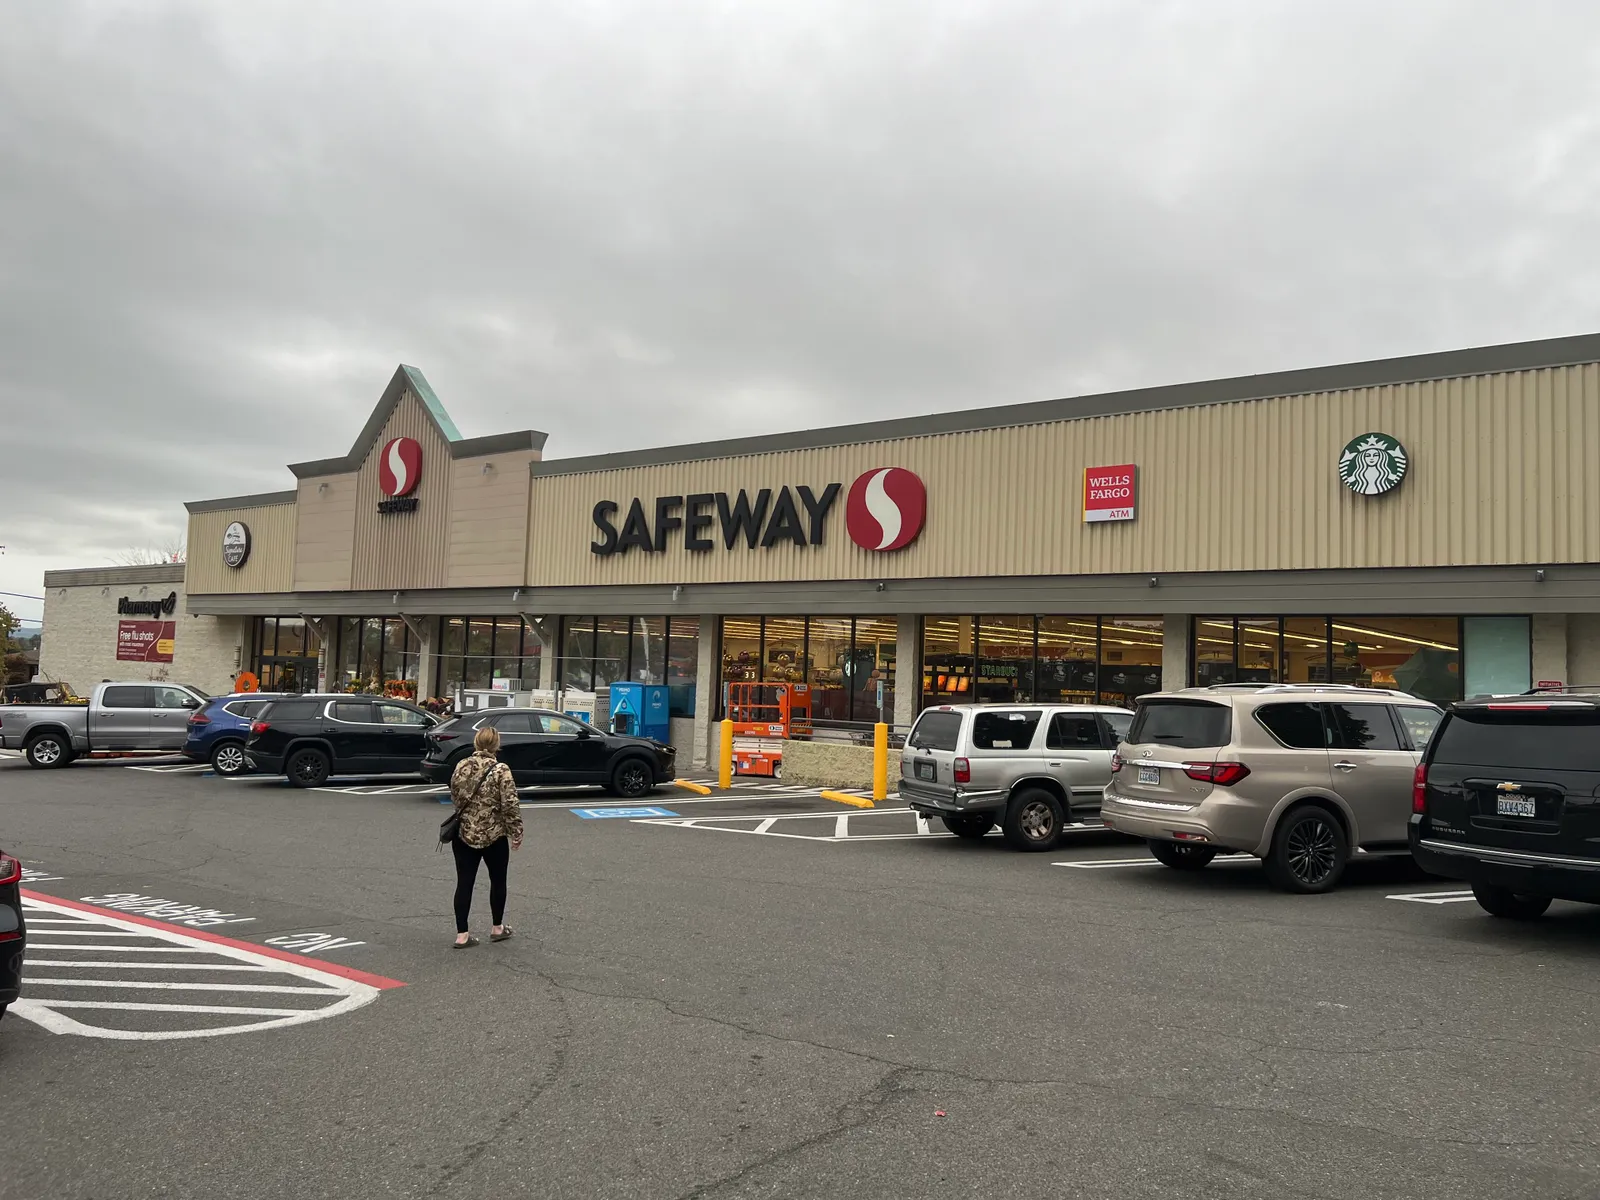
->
<box><xmin>5</xmin><ymin>0</ymin><xmax>1600</xmax><ymax>616</ymax></box>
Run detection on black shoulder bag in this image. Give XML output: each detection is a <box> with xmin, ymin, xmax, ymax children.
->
<box><xmin>438</xmin><ymin>763</ymin><xmax>492</xmax><ymax>848</ymax></box>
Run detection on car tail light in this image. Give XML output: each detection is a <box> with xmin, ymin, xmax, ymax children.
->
<box><xmin>188</xmin><ymin>713</ymin><xmax>211</xmax><ymax>726</ymax></box>
<box><xmin>1413</xmin><ymin>762</ymin><xmax>1428</xmax><ymax>814</ymax></box>
<box><xmin>434</xmin><ymin>733</ymin><xmax>458</xmax><ymax>742</ymax></box>
<box><xmin>250</xmin><ymin>721</ymin><xmax>270</xmax><ymax>735</ymax></box>
<box><xmin>1183</xmin><ymin>761</ymin><xmax>1250</xmax><ymax>786</ymax></box>
<box><xmin>1110</xmin><ymin>752</ymin><xmax>1124</xmax><ymax>773</ymax></box>
<box><xmin>0</xmin><ymin>853</ymin><xmax>20</xmax><ymax>886</ymax></box>
<box><xmin>954</xmin><ymin>757</ymin><xmax>971</xmax><ymax>784</ymax></box>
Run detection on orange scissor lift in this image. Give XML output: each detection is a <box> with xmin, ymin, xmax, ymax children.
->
<box><xmin>726</xmin><ymin>682</ymin><xmax>812</xmax><ymax>777</ymax></box>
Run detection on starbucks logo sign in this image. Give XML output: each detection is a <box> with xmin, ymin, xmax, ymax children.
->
<box><xmin>1338</xmin><ymin>433</ymin><xmax>1408</xmax><ymax>496</ymax></box>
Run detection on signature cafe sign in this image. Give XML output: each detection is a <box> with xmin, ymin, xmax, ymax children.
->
<box><xmin>118</xmin><ymin>591</ymin><xmax>178</xmax><ymax>617</ymax></box>
<box><xmin>1338</xmin><ymin>433</ymin><xmax>1408</xmax><ymax>496</ymax></box>
<box><xmin>591</xmin><ymin>468</ymin><xmax>927</xmax><ymax>556</ymax></box>
<box><xmin>222</xmin><ymin>521</ymin><xmax>251</xmax><ymax>569</ymax></box>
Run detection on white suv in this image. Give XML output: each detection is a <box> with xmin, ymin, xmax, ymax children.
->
<box><xmin>900</xmin><ymin>703</ymin><xmax>1134</xmax><ymax>851</ymax></box>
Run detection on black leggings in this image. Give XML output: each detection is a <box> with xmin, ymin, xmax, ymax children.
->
<box><xmin>451</xmin><ymin>837</ymin><xmax>510</xmax><ymax>933</ymax></box>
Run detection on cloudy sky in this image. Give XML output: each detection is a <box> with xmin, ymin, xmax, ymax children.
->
<box><xmin>4</xmin><ymin>1</ymin><xmax>1600</xmax><ymax>622</ymax></box>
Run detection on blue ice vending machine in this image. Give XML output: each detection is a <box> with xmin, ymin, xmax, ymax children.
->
<box><xmin>609</xmin><ymin>683</ymin><xmax>670</xmax><ymax>743</ymax></box>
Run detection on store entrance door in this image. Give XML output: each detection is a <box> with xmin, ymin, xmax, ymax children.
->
<box><xmin>259</xmin><ymin>656</ymin><xmax>319</xmax><ymax>694</ymax></box>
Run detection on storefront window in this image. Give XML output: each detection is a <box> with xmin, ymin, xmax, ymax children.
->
<box><xmin>1098</xmin><ymin>617</ymin><xmax>1164</xmax><ymax>707</ymax></box>
<box><xmin>594</xmin><ymin>617</ymin><xmax>631</xmax><ymax>687</ymax></box>
<box><xmin>1192</xmin><ymin>619</ymin><xmax>1236</xmax><ymax>686</ymax></box>
<box><xmin>852</xmin><ymin>616</ymin><xmax>898</xmax><ymax>724</ymax></box>
<box><xmin>921</xmin><ymin>617</ymin><xmax>974</xmax><ymax>707</ymax></box>
<box><xmin>720</xmin><ymin>617</ymin><xmax>762</xmax><ymax>688</ymax></box>
<box><xmin>762</xmin><ymin>617</ymin><xmax>806</xmax><ymax>684</ymax></box>
<box><xmin>630</xmin><ymin>617</ymin><xmax>666</xmax><ymax>685</ymax></box>
<box><xmin>1035</xmin><ymin>617</ymin><xmax>1097</xmax><ymax>703</ymax></box>
<box><xmin>1282</xmin><ymin>618</ymin><xmax>1330</xmax><ymax>684</ymax></box>
<box><xmin>807</xmin><ymin>617</ymin><xmax>853</xmax><ymax>721</ymax></box>
<box><xmin>1193</xmin><ymin>617</ymin><xmax>1465</xmax><ymax>705</ymax></box>
<box><xmin>562</xmin><ymin>618</ymin><xmax>596</xmax><ymax>690</ymax></box>
<box><xmin>666</xmin><ymin>617</ymin><xmax>699</xmax><ymax>717</ymax></box>
<box><xmin>252</xmin><ymin>617</ymin><xmax>322</xmax><ymax>693</ymax></box>
<box><xmin>1463</xmin><ymin>617</ymin><xmax>1531</xmax><ymax>698</ymax></box>
<box><xmin>977</xmin><ymin>615</ymin><xmax>1034</xmax><ymax>704</ymax></box>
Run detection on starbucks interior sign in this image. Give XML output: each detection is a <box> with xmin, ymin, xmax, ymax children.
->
<box><xmin>1338</xmin><ymin>433</ymin><xmax>1408</xmax><ymax>496</ymax></box>
<box><xmin>222</xmin><ymin>521</ymin><xmax>251</xmax><ymax>569</ymax></box>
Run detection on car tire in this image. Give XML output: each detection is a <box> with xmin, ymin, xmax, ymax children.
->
<box><xmin>1472</xmin><ymin>884</ymin><xmax>1553</xmax><ymax>920</ymax></box>
<box><xmin>1002</xmin><ymin>788</ymin><xmax>1065</xmax><ymax>852</ymax></box>
<box><xmin>1148</xmin><ymin>839</ymin><xmax>1218</xmax><ymax>870</ymax></box>
<box><xmin>286</xmin><ymin>748</ymin><xmax>332</xmax><ymax>789</ymax></box>
<box><xmin>209</xmin><ymin>741</ymin><xmax>248</xmax><ymax>777</ymax></box>
<box><xmin>941</xmin><ymin>815</ymin><xmax>993</xmax><ymax>840</ymax></box>
<box><xmin>610</xmin><ymin>757</ymin><xmax>653</xmax><ymax>800</ymax></box>
<box><xmin>25</xmin><ymin>734</ymin><xmax>71</xmax><ymax>769</ymax></box>
<box><xmin>1264</xmin><ymin>804</ymin><xmax>1348</xmax><ymax>893</ymax></box>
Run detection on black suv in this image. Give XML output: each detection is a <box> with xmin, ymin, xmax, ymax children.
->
<box><xmin>1</xmin><ymin>847</ymin><xmax>22</xmax><ymax>1023</ymax></box>
<box><xmin>420</xmin><ymin>708</ymin><xmax>675</xmax><ymax>798</ymax></box>
<box><xmin>245</xmin><ymin>695</ymin><xmax>439</xmax><ymax>788</ymax></box>
<box><xmin>1411</xmin><ymin>693</ymin><xmax>1600</xmax><ymax>919</ymax></box>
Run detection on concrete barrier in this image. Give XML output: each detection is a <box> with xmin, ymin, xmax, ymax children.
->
<box><xmin>780</xmin><ymin>739</ymin><xmax>877</xmax><ymax>790</ymax></box>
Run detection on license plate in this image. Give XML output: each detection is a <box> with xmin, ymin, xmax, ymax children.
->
<box><xmin>1138</xmin><ymin>766</ymin><xmax>1160</xmax><ymax>786</ymax></box>
<box><xmin>1496</xmin><ymin>795</ymin><xmax>1538</xmax><ymax>818</ymax></box>
<box><xmin>915</xmin><ymin>760</ymin><xmax>936</xmax><ymax>781</ymax></box>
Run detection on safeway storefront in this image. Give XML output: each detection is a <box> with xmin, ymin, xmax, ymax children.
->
<box><xmin>39</xmin><ymin>334</ymin><xmax>1600</xmax><ymax>764</ymax></box>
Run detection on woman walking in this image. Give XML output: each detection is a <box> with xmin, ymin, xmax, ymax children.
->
<box><xmin>449</xmin><ymin>724</ymin><xmax>523</xmax><ymax>948</ymax></box>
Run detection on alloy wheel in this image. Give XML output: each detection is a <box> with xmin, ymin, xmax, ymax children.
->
<box><xmin>215</xmin><ymin>746</ymin><xmax>245</xmax><ymax>775</ymax></box>
<box><xmin>617</xmin><ymin>763</ymin><xmax>649</xmax><ymax>796</ymax></box>
<box><xmin>1285</xmin><ymin>816</ymin><xmax>1338</xmax><ymax>885</ymax></box>
<box><xmin>1019</xmin><ymin>801</ymin><xmax>1054</xmax><ymax>842</ymax></box>
<box><xmin>33</xmin><ymin>740</ymin><xmax>61</xmax><ymax>765</ymax></box>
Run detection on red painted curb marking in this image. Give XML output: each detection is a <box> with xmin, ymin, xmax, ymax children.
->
<box><xmin>21</xmin><ymin>889</ymin><xmax>407</xmax><ymax>990</ymax></box>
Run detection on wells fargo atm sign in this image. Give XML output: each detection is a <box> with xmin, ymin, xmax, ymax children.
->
<box><xmin>1083</xmin><ymin>464</ymin><xmax>1137</xmax><ymax>524</ymax></box>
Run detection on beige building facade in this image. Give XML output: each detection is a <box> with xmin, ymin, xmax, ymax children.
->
<box><xmin>38</xmin><ymin>335</ymin><xmax>1600</xmax><ymax>764</ymax></box>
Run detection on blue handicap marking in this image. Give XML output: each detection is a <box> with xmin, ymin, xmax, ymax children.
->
<box><xmin>572</xmin><ymin>806</ymin><xmax>678</xmax><ymax>819</ymax></box>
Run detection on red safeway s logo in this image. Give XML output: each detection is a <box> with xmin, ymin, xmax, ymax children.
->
<box><xmin>845</xmin><ymin>467</ymin><xmax>926</xmax><ymax>552</ymax></box>
<box><xmin>378</xmin><ymin>437</ymin><xmax>423</xmax><ymax>497</ymax></box>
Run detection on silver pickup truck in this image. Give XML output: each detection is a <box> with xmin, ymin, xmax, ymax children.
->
<box><xmin>0</xmin><ymin>681</ymin><xmax>210</xmax><ymax>768</ymax></box>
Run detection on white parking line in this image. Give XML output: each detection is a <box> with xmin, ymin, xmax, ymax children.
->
<box><xmin>1387</xmin><ymin>890</ymin><xmax>1477</xmax><ymax>904</ymax></box>
<box><xmin>12</xmin><ymin>894</ymin><xmax>404</xmax><ymax>1040</ymax></box>
<box><xmin>1056</xmin><ymin>854</ymin><xmax>1255</xmax><ymax>869</ymax></box>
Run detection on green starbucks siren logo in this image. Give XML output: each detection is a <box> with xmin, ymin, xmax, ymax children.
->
<box><xmin>1338</xmin><ymin>432</ymin><xmax>1408</xmax><ymax>496</ymax></box>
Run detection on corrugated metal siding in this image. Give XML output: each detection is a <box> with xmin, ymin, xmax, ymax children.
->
<box><xmin>526</xmin><ymin>364</ymin><xmax>1600</xmax><ymax>587</ymax></box>
<box><xmin>185</xmin><ymin>503</ymin><xmax>297</xmax><ymax>595</ymax></box>
<box><xmin>350</xmin><ymin>391</ymin><xmax>453</xmax><ymax>591</ymax></box>
<box><xmin>446</xmin><ymin>451</ymin><xmax>537</xmax><ymax>588</ymax></box>
<box><xmin>293</xmin><ymin>474</ymin><xmax>356</xmax><ymax>591</ymax></box>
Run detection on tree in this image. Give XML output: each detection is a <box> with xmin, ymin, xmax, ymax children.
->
<box><xmin>114</xmin><ymin>539</ymin><xmax>187</xmax><ymax>565</ymax></box>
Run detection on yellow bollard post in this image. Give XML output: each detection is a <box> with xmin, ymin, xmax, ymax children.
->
<box><xmin>718</xmin><ymin>719</ymin><xmax>734</xmax><ymax>790</ymax></box>
<box><xmin>873</xmin><ymin>722</ymin><xmax>889</xmax><ymax>803</ymax></box>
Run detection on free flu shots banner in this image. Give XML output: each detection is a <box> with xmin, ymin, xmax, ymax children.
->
<box><xmin>116</xmin><ymin>620</ymin><xmax>176</xmax><ymax>663</ymax></box>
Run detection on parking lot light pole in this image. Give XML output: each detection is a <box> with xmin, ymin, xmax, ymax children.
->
<box><xmin>872</xmin><ymin>723</ymin><xmax>889</xmax><ymax>803</ymax></box>
<box><xmin>718</xmin><ymin>719</ymin><xmax>734</xmax><ymax>790</ymax></box>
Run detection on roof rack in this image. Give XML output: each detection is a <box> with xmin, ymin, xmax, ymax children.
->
<box><xmin>1199</xmin><ymin>683</ymin><xmax>1420</xmax><ymax>698</ymax></box>
<box><xmin>1523</xmin><ymin>683</ymin><xmax>1600</xmax><ymax>695</ymax></box>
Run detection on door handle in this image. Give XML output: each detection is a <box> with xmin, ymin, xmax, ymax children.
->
<box><xmin>1334</xmin><ymin>761</ymin><xmax>1358</xmax><ymax>771</ymax></box>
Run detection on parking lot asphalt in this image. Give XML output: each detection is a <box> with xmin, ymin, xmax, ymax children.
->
<box><xmin>3</xmin><ymin>756</ymin><xmax>1600</xmax><ymax>1199</ymax></box>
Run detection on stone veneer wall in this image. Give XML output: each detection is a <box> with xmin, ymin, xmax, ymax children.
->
<box><xmin>778</xmin><ymin>739</ymin><xmax>877</xmax><ymax>790</ymax></box>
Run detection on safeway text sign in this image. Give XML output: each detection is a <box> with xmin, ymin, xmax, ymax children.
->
<box><xmin>1083</xmin><ymin>464</ymin><xmax>1137</xmax><ymax>523</ymax></box>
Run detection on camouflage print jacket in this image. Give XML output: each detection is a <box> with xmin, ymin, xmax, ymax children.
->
<box><xmin>451</xmin><ymin>751</ymin><xmax>524</xmax><ymax>849</ymax></box>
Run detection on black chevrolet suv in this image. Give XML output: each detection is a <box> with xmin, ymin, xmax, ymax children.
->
<box><xmin>244</xmin><ymin>694</ymin><xmax>439</xmax><ymax>787</ymax></box>
<box><xmin>420</xmin><ymin>708</ymin><xmax>675</xmax><ymax>798</ymax></box>
<box><xmin>1411</xmin><ymin>692</ymin><xmax>1600</xmax><ymax>919</ymax></box>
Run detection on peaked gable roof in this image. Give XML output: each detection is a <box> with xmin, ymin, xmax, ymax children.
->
<box><xmin>186</xmin><ymin>365</ymin><xmax>547</xmax><ymax>512</ymax></box>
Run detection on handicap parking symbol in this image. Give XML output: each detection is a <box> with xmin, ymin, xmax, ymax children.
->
<box><xmin>571</xmin><ymin>806</ymin><xmax>679</xmax><ymax>820</ymax></box>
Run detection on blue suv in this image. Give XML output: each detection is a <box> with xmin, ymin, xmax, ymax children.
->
<box><xmin>183</xmin><ymin>693</ymin><xmax>288</xmax><ymax>776</ymax></box>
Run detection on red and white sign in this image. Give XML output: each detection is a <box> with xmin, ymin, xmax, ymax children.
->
<box><xmin>1536</xmin><ymin>680</ymin><xmax>1565</xmax><ymax>691</ymax></box>
<box><xmin>845</xmin><ymin>467</ymin><xmax>926</xmax><ymax>552</ymax></box>
<box><xmin>1083</xmin><ymin>464</ymin><xmax>1137</xmax><ymax>523</ymax></box>
<box><xmin>378</xmin><ymin>437</ymin><xmax>423</xmax><ymax>497</ymax></box>
<box><xmin>116</xmin><ymin>620</ymin><xmax>175</xmax><ymax>663</ymax></box>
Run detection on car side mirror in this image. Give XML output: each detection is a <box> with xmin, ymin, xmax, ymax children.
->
<box><xmin>576</xmin><ymin>726</ymin><xmax>592</xmax><ymax>739</ymax></box>
<box><xmin>184</xmin><ymin>698</ymin><xmax>201</xmax><ymax>710</ymax></box>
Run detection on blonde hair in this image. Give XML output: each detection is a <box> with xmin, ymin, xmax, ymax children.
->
<box><xmin>474</xmin><ymin>724</ymin><xmax>501</xmax><ymax>755</ymax></box>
